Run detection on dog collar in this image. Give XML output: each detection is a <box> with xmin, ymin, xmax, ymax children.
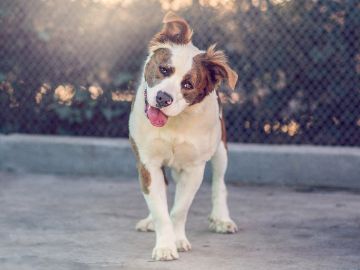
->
<box><xmin>144</xmin><ymin>86</ymin><xmax>149</xmax><ymax>115</ymax></box>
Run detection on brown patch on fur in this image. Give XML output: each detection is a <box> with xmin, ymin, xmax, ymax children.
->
<box><xmin>217</xmin><ymin>95</ymin><xmax>227</xmax><ymax>150</ymax></box>
<box><xmin>220</xmin><ymin>115</ymin><xmax>228</xmax><ymax>151</ymax></box>
<box><xmin>150</xmin><ymin>12</ymin><xmax>193</xmax><ymax>47</ymax></box>
<box><xmin>206</xmin><ymin>44</ymin><xmax>238</xmax><ymax>90</ymax></box>
<box><xmin>221</xmin><ymin>118</ymin><xmax>227</xmax><ymax>150</ymax></box>
<box><xmin>129</xmin><ymin>136</ymin><xmax>139</xmax><ymax>160</ymax></box>
<box><xmin>144</xmin><ymin>48</ymin><xmax>173</xmax><ymax>87</ymax></box>
<box><xmin>139</xmin><ymin>163</ymin><xmax>151</xmax><ymax>194</ymax></box>
<box><xmin>129</xmin><ymin>136</ymin><xmax>151</xmax><ymax>194</ymax></box>
<box><xmin>181</xmin><ymin>56</ymin><xmax>213</xmax><ymax>105</ymax></box>
<box><xmin>181</xmin><ymin>45</ymin><xmax>238</xmax><ymax>105</ymax></box>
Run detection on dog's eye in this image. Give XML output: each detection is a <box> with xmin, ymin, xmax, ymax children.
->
<box><xmin>182</xmin><ymin>81</ymin><xmax>193</xmax><ymax>90</ymax></box>
<box><xmin>159</xmin><ymin>66</ymin><xmax>170</xmax><ymax>76</ymax></box>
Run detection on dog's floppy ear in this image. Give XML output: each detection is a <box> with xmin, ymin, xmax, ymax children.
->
<box><xmin>203</xmin><ymin>44</ymin><xmax>238</xmax><ymax>90</ymax></box>
<box><xmin>150</xmin><ymin>11</ymin><xmax>193</xmax><ymax>47</ymax></box>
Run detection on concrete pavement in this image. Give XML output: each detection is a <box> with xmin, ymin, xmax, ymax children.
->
<box><xmin>0</xmin><ymin>172</ymin><xmax>359</xmax><ymax>270</ymax></box>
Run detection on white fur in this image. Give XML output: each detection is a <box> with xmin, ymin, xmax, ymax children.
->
<box><xmin>129</xmin><ymin>42</ymin><xmax>236</xmax><ymax>261</ymax></box>
<box><xmin>209</xmin><ymin>142</ymin><xmax>238</xmax><ymax>233</ymax></box>
<box><xmin>146</xmin><ymin>43</ymin><xmax>203</xmax><ymax>117</ymax></box>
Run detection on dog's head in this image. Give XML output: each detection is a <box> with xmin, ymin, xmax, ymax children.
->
<box><xmin>144</xmin><ymin>12</ymin><xmax>238</xmax><ymax>127</ymax></box>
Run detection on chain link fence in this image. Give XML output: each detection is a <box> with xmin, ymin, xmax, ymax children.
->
<box><xmin>0</xmin><ymin>0</ymin><xmax>359</xmax><ymax>145</ymax></box>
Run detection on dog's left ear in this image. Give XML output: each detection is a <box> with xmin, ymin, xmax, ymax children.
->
<box><xmin>150</xmin><ymin>12</ymin><xmax>193</xmax><ymax>47</ymax></box>
<box><xmin>203</xmin><ymin>44</ymin><xmax>238</xmax><ymax>90</ymax></box>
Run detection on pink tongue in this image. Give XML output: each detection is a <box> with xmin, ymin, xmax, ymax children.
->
<box><xmin>146</xmin><ymin>106</ymin><xmax>168</xmax><ymax>127</ymax></box>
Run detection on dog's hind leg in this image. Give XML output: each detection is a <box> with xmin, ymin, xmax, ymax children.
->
<box><xmin>135</xmin><ymin>213</ymin><xmax>154</xmax><ymax>232</ymax></box>
<box><xmin>209</xmin><ymin>141</ymin><xmax>238</xmax><ymax>233</ymax></box>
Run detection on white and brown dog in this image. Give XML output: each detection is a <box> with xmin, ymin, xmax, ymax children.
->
<box><xmin>129</xmin><ymin>12</ymin><xmax>238</xmax><ymax>261</ymax></box>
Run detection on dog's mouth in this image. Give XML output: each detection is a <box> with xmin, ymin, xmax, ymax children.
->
<box><xmin>146</xmin><ymin>105</ymin><xmax>168</xmax><ymax>127</ymax></box>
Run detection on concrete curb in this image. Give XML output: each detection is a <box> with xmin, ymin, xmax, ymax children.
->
<box><xmin>1</xmin><ymin>134</ymin><xmax>359</xmax><ymax>188</ymax></box>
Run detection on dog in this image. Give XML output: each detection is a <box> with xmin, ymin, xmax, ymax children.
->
<box><xmin>129</xmin><ymin>11</ymin><xmax>238</xmax><ymax>261</ymax></box>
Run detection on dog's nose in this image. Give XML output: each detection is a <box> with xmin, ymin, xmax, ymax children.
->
<box><xmin>156</xmin><ymin>91</ymin><xmax>173</xmax><ymax>108</ymax></box>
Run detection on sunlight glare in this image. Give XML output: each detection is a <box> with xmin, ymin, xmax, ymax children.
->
<box><xmin>200</xmin><ymin>0</ymin><xmax>236</xmax><ymax>10</ymax></box>
<box><xmin>92</xmin><ymin>0</ymin><xmax>132</xmax><ymax>7</ymax></box>
<box><xmin>159</xmin><ymin>0</ymin><xmax>192</xmax><ymax>11</ymax></box>
<box><xmin>271</xmin><ymin>0</ymin><xmax>292</xmax><ymax>5</ymax></box>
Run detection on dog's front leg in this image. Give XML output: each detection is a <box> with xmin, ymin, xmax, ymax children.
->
<box><xmin>141</xmin><ymin>164</ymin><xmax>178</xmax><ymax>261</ymax></box>
<box><xmin>170</xmin><ymin>163</ymin><xmax>205</xmax><ymax>252</ymax></box>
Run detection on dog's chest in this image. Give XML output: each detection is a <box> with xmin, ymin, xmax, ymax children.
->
<box><xmin>169</xmin><ymin>140</ymin><xmax>202</xmax><ymax>167</ymax></box>
<box><xmin>160</xmin><ymin>130</ymin><xmax>218</xmax><ymax>169</ymax></box>
<box><xmin>130</xmin><ymin>88</ymin><xmax>221</xmax><ymax>168</ymax></box>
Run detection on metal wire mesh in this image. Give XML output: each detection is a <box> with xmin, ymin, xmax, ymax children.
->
<box><xmin>0</xmin><ymin>0</ymin><xmax>359</xmax><ymax>145</ymax></box>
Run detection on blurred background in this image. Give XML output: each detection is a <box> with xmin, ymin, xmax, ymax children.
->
<box><xmin>0</xmin><ymin>0</ymin><xmax>359</xmax><ymax>145</ymax></box>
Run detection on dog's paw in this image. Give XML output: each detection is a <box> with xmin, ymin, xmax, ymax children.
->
<box><xmin>209</xmin><ymin>217</ymin><xmax>238</xmax><ymax>234</ymax></box>
<box><xmin>152</xmin><ymin>245</ymin><xmax>179</xmax><ymax>261</ymax></box>
<box><xmin>175</xmin><ymin>238</ymin><xmax>192</xmax><ymax>252</ymax></box>
<box><xmin>135</xmin><ymin>217</ymin><xmax>154</xmax><ymax>232</ymax></box>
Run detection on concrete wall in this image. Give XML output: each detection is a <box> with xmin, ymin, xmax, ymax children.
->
<box><xmin>1</xmin><ymin>134</ymin><xmax>359</xmax><ymax>189</ymax></box>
